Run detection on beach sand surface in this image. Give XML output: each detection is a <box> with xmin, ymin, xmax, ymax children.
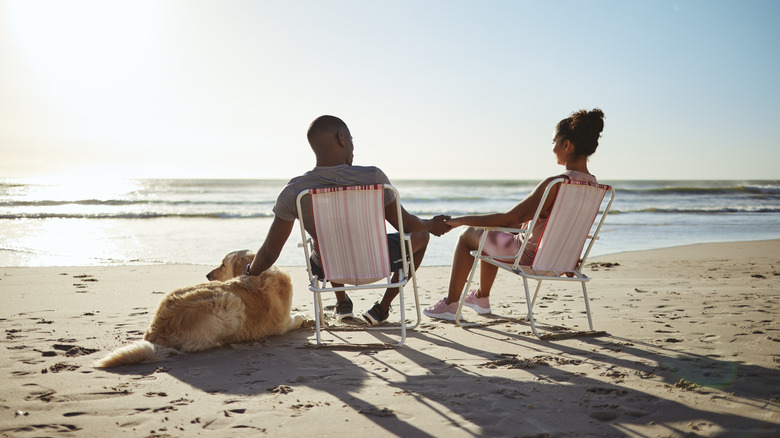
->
<box><xmin>1</xmin><ymin>240</ymin><xmax>778</xmax><ymax>437</ymax></box>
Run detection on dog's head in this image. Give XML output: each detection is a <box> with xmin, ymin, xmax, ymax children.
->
<box><xmin>206</xmin><ymin>250</ymin><xmax>255</xmax><ymax>282</ymax></box>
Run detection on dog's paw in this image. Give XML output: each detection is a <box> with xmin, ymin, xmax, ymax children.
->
<box><xmin>291</xmin><ymin>313</ymin><xmax>306</xmax><ymax>328</ymax></box>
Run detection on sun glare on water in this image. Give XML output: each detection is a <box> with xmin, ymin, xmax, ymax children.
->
<box><xmin>24</xmin><ymin>171</ymin><xmax>142</xmax><ymax>202</ymax></box>
<box><xmin>10</xmin><ymin>219</ymin><xmax>137</xmax><ymax>266</ymax></box>
<box><xmin>4</xmin><ymin>172</ymin><xmax>146</xmax><ymax>266</ymax></box>
<box><xmin>30</xmin><ymin>170</ymin><xmax>142</xmax><ymax>205</ymax></box>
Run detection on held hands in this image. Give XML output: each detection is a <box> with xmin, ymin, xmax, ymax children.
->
<box><xmin>444</xmin><ymin>217</ymin><xmax>464</xmax><ymax>228</ymax></box>
<box><xmin>429</xmin><ymin>215</ymin><xmax>452</xmax><ymax>236</ymax></box>
<box><xmin>428</xmin><ymin>215</ymin><xmax>471</xmax><ymax>236</ymax></box>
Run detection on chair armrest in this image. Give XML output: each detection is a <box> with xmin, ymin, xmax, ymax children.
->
<box><xmin>478</xmin><ymin>226</ymin><xmax>528</xmax><ymax>234</ymax></box>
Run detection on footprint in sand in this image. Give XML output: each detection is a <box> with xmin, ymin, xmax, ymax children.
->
<box><xmin>0</xmin><ymin>424</ymin><xmax>81</xmax><ymax>434</ymax></box>
<box><xmin>268</xmin><ymin>384</ymin><xmax>293</xmax><ymax>394</ymax></box>
<box><xmin>63</xmin><ymin>412</ymin><xmax>87</xmax><ymax>417</ymax></box>
<box><xmin>52</xmin><ymin>344</ymin><xmax>99</xmax><ymax>357</ymax></box>
<box><xmin>43</xmin><ymin>363</ymin><xmax>80</xmax><ymax>373</ymax></box>
<box><xmin>589</xmin><ymin>409</ymin><xmax>621</xmax><ymax>421</ymax></box>
<box><xmin>24</xmin><ymin>387</ymin><xmax>57</xmax><ymax>403</ymax></box>
<box><xmin>359</xmin><ymin>407</ymin><xmax>396</xmax><ymax>417</ymax></box>
<box><xmin>6</xmin><ymin>329</ymin><xmax>23</xmax><ymax>340</ymax></box>
<box><xmin>586</xmin><ymin>387</ymin><xmax>628</xmax><ymax>396</ymax></box>
<box><xmin>222</xmin><ymin>408</ymin><xmax>246</xmax><ymax>417</ymax></box>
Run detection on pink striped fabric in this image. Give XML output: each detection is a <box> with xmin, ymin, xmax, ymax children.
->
<box><xmin>530</xmin><ymin>181</ymin><xmax>609</xmax><ymax>272</ymax></box>
<box><xmin>310</xmin><ymin>185</ymin><xmax>390</xmax><ymax>285</ymax></box>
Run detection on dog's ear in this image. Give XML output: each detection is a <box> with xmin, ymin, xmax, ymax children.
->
<box><xmin>239</xmin><ymin>255</ymin><xmax>255</xmax><ymax>276</ymax></box>
<box><xmin>226</xmin><ymin>251</ymin><xmax>254</xmax><ymax>278</ymax></box>
<box><xmin>240</xmin><ymin>251</ymin><xmax>255</xmax><ymax>269</ymax></box>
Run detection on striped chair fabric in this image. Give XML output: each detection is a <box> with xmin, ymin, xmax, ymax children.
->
<box><xmin>456</xmin><ymin>178</ymin><xmax>615</xmax><ymax>338</ymax></box>
<box><xmin>531</xmin><ymin>181</ymin><xmax>609</xmax><ymax>272</ymax></box>
<box><xmin>310</xmin><ymin>185</ymin><xmax>390</xmax><ymax>285</ymax></box>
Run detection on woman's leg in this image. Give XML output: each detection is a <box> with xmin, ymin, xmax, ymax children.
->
<box><xmin>478</xmin><ymin>261</ymin><xmax>498</xmax><ymax>298</ymax></box>
<box><xmin>446</xmin><ymin>227</ymin><xmax>483</xmax><ymax>304</ymax></box>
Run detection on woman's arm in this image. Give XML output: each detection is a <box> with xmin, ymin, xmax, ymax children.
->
<box><xmin>447</xmin><ymin>176</ymin><xmax>562</xmax><ymax>228</ymax></box>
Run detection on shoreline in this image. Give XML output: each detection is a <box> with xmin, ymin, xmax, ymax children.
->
<box><xmin>3</xmin><ymin>237</ymin><xmax>779</xmax><ymax>269</ymax></box>
<box><xmin>1</xmin><ymin>240</ymin><xmax>778</xmax><ymax>436</ymax></box>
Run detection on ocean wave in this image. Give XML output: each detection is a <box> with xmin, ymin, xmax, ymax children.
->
<box><xmin>608</xmin><ymin>206</ymin><xmax>780</xmax><ymax>214</ymax></box>
<box><xmin>0</xmin><ymin>199</ymin><xmax>274</xmax><ymax>207</ymax></box>
<box><xmin>0</xmin><ymin>212</ymin><xmax>275</xmax><ymax>220</ymax></box>
<box><xmin>616</xmin><ymin>184</ymin><xmax>780</xmax><ymax>196</ymax></box>
<box><xmin>3</xmin><ymin>206</ymin><xmax>777</xmax><ymax>220</ymax></box>
<box><xmin>403</xmin><ymin>195</ymin><xmax>495</xmax><ymax>202</ymax></box>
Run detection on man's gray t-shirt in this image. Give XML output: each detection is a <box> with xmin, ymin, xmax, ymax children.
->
<box><xmin>273</xmin><ymin>164</ymin><xmax>397</xmax><ymax>240</ymax></box>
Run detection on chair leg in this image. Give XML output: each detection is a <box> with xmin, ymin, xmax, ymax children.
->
<box><xmin>317</xmin><ymin>291</ymin><xmax>324</xmax><ymax>324</ymax></box>
<box><xmin>530</xmin><ymin>280</ymin><xmax>543</xmax><ymax>314</ymax></box>
<box><xmin>581</xmin><ymin>281</ymin><xmax>594</xmax><ymax>331</ymax></box>
<box><xmin>524</xmin><ymin>280</ymin><xmax>543</xmax><ymax>322</ymax></box>
<box><xmin>309</xmin><ymin>267</ymin><xmax>417</xmax><ymax>347</ymax></box>
<box><xmin>313</xmin><ymin>291</ymin><xmax>322</xmax><ymax>345</ymax></box>
<box><xmin>397</xmin><ymin>283</ymin><xmax>406</xmax><ymax>347</ymax></box>
<box><xmin>523</xmin><ymin>277</ymin><xmax>541</xmax><ymax>338</ymax></box>
<box><xmin>406</xmin><ymin>274</ymin><xmax>422</xmax><ymax>330</ymax></box>
<box><xmin>405</xmin><ymin>239</ymin><xmax>422</xmax><ymax>330</ymax></box>
<box><xmin>455</xmin><ymin>254</ymin><xmax>481</xmax><ymax>327</ymax></box>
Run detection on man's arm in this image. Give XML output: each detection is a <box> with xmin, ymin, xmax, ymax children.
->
<box><xmin>247</xmin><ymin>216</ymin><xmax>295</xmax><ymax>275</ymax></box>
<box><xmin>385</xmin><ymin>201</ymin><xmax>450</xmax><ymax>236</ymax></box>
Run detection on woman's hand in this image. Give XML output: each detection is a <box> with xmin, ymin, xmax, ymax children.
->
<box><xmin>445</xmin><ymin>217</ymin><xmax>465</xmax><ymax>228</ymax></box>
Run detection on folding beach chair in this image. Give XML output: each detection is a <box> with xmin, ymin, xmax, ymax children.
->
<box><xmin>296</xmin><ymin>184</ymin><xmax>421</xmax><ymax>347</ymax></box>
<box><xmin>455</xmin><ymin>178</ymin><xmax>615</xmax><ymax>338</ymax></box>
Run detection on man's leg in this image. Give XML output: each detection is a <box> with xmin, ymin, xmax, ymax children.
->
<box><xmin>378</xmin><ymin>231</ymin><xmax>429</xmax><ymax>310</ymax></box>
<box><xmin>310</xmin><ymin>257</ymin><xmax>353</xmax><ymax>319</ymax></box>
<box><xmin>333</xmin><ymin>286</ymin><xmax>353</xmax><ymax>320</ymax></box>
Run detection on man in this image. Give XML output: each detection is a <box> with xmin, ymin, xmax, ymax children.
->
<box><xmin>246</xmin><ymin>115</ymin><xmax>450</xmax><ymax>325</ymax></box>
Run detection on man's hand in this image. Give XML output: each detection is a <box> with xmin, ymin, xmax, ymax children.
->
<box><xmin>429</xmin><ymin>215</ymin><xmax>452</xmax><ymax>236</ymax></box>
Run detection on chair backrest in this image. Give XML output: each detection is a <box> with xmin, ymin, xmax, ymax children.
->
<box><xmin>530</xmin><ymin>180</ymin><xmax>612</xmax><ymax>272</ymax></box>
<box><xmin>308</xmin><ymin>185</ymin><xmax>391</xmax><ymax>285</ymax></box>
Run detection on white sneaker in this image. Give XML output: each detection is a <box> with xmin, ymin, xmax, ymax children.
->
<box><xmin>463</xmin><ymin>290</ymin><xmax>491</xmax><ymax>315</ymax></box>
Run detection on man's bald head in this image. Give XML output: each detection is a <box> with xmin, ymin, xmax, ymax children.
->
<box><xmin>306</xmin><ymin>115</ymin><xmax>353</xmax><ymax>166</ymax></box>
<box><xmin>307</xmin><ymin>115</ymin><xmax>348</xmax><ymax>148</ymax></box>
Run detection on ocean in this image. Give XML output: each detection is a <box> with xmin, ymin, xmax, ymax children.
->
<box><xmin>1</xmin><ymin>178</ymin><xmax>778</xmax><ymax>267</ymax></box>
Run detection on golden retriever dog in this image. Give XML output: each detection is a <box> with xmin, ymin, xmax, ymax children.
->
<box><xmin>94</xmin><ymin>250</ymin><xmax>306</xmax><ymax>368</ymax></box>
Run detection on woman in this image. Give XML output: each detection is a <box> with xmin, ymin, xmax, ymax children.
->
<box><xmin>424</xmin><ymin>108</ymin><xmax>605</xmax><ymax>320</ymax></box>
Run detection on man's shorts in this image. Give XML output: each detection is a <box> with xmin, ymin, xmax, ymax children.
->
<box><xmin>310</xmin><ymin>233</ymin><xmax>406</xmax><ymax>279</ymax></box>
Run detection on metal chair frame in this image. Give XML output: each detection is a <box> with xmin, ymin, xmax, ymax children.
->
<box><xmin>455</xmin><ymin>178</ymin><xmax>615</xmax><ymax>337</ymax></box>
<box><xmin>296</xmin><ymin>184</ymin><xmax>421</xmax><ymax>347</ymax></box>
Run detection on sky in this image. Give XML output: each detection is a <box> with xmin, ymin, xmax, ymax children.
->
<box><xmin>1</xmin><ymin>0</ymin><xmax>778</xmax><ymax>181</ymax></box>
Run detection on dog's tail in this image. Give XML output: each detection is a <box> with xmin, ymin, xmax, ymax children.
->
<box><xmin>93</xmin><ymin>340</ymin><xmax>179</xmax><ymax>368</ymax></box>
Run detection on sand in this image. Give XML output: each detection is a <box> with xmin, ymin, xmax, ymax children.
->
<box><xmin>1</xmin><ymin>240</ymin><xmax>778</xmax><ymax>437</ymax></box>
